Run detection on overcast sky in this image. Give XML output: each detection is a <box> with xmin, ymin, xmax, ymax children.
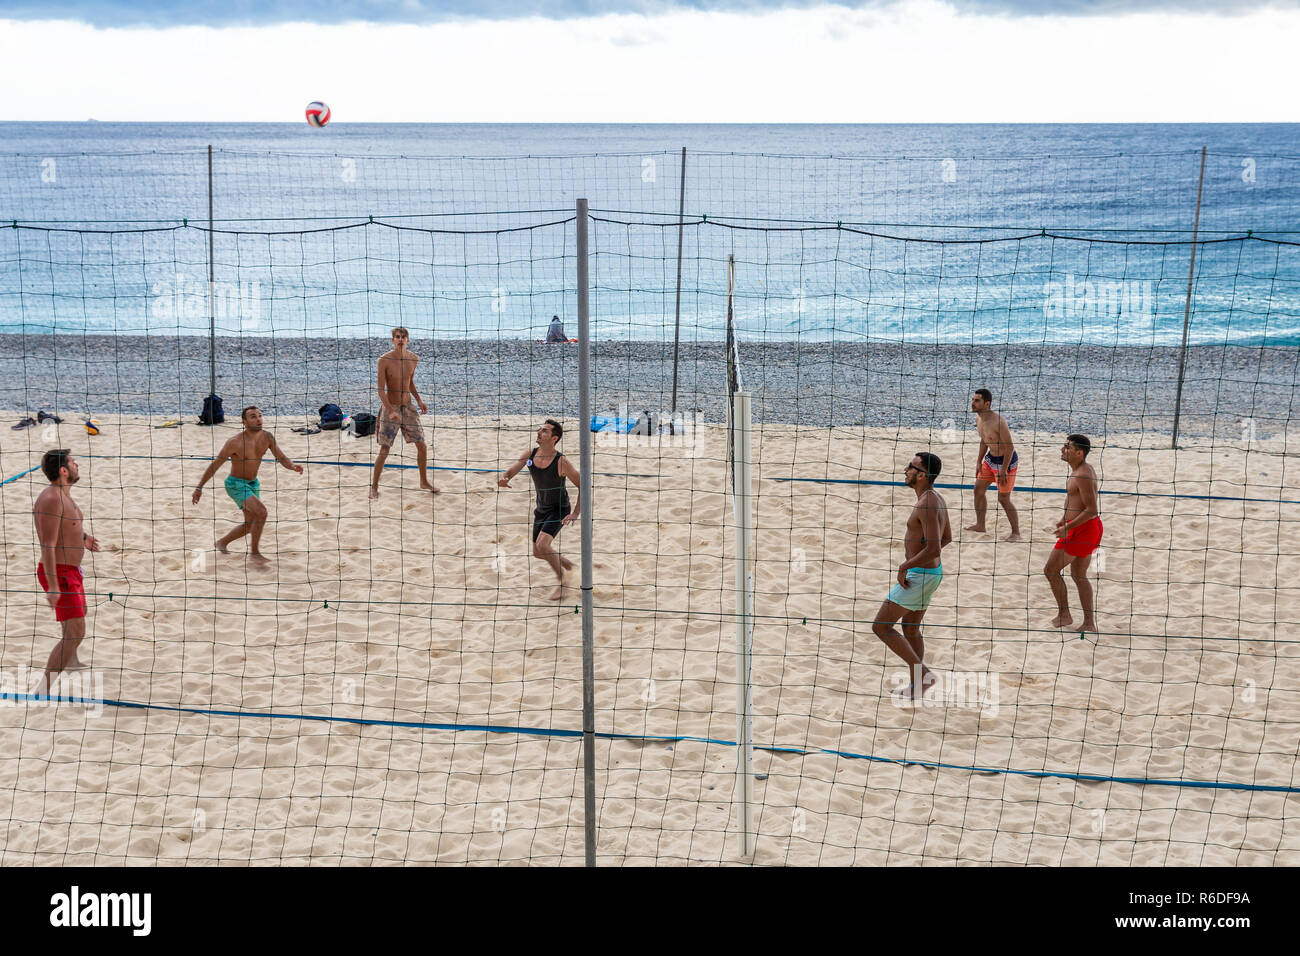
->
<box><xmin>2</xmin><ymin>0</ymin><xmax>1297</xmax><ymax>121</ymax></box>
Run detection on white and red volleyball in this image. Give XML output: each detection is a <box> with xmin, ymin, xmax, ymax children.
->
<box><xmin>305</xmin><ymin>102</ymin><xmax>330</xmax><ymax>127</ymax></box>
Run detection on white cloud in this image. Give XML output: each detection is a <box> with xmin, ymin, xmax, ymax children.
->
<box><xmin>1</xmin><ymin>0</ymin><xmax>1296</xmax><ymax>121</ymax></box>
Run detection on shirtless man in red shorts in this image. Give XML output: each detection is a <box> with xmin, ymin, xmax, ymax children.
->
<box><xmin>1044</xmin><ymin>433</ymin><xmax>1102</xmax><ymax>633</ymax></box>
<box><xmin>964</xmin><ymin>388</ymin><xmax>1021</xmax><ymax>542</ymax></box>
<box><xmin>32</xmin><ymin>449</ymin><xmax>100</xmax><ymax>694</ymax></box>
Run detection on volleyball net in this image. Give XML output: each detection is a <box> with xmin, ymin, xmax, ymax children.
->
<box><xmin>0</xmin><ymin>147</ymin><xmax>1298</xmax><ymax>865</ymax></box>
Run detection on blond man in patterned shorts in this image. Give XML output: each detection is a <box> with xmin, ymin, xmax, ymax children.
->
<box><xmin>371</xmin><ymin>326</ymin><xmax>439</xmax><ymax>499</ymax></box>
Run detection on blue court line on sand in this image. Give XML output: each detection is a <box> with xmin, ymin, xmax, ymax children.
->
<box><xmin>68</xmin><ymin>454</ymin><xmax>657</xmax><ymax>479</ymax></box>
<box><xmin>1</xmin><ymin>691</ymin><xmax>1294</xmax><ymax>795</ymax></box>
<box><xmin>0</xmin><ymin>465</ymin><xmax>40</xmax><ymax>486</ymax></box>
<box><xmin>773</xmin><ymin>477</ymin><xmax>1300</xmax><ymax>506</ymax></box>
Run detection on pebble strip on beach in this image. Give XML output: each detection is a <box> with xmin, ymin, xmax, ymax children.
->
<box><xmin>1</xmin><ymin>335</ymin><xmax>1294</xmax><ymax>442</ymax></box>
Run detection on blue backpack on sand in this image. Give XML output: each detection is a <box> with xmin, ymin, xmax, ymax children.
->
<box><xmin>319</xmin><ymin>403</ymin><xmax>345</xmax><ymax>429</ymax></box>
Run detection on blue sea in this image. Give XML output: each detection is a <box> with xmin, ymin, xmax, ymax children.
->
<box><xmin>1</xmin><ymin>123</ymin><xmax>1297</xmax><ymax>345</ymax></box>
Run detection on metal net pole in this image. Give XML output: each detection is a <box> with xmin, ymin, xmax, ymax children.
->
<box><xmin>576</xmin><ymin>198</ymin><xmax>597</xmax><ymax>866</ymax></box>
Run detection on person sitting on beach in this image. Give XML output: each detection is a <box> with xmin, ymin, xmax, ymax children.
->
<box><xmin>964</xmin><ymin>388</ymin><xmax>1021</xmax><ymax>542</ymax></box>
<box><xmin>497</xmin><ymin>419</ymin><xmax>580</xmax><ymax>601</ymax></box>
<box><xmin>372</xmin><ymin>326</ymin><xmax>438</xmax><ymax>499</ymax></box>
<box><xmin>545</xmin><ymin>315</ymin><xmax>568</xmax><ymax>343</ymax></box>
<box><xmin>32</xmin><ymin>449</ymin><xmax>100</xmax><ymax>695</ymax></box>
<box><xmin>191</xmin><ymin>406</ymin><xmax>302</xmax><ymax>565</ymax></box>
<box><xmin>873</xmin><ymin>452</ymin><xmax>951</xmax><ymax>700</ymax></box>
<box><xmin>1044</xmin><ymin>433</ymin><xmax>1102</xmax><ymax>634</ymax></box>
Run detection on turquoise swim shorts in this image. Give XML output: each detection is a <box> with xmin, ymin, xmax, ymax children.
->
<box><xmin>224</xmin><ymin>475</ymin><xmax>261</xmax><ymax>509</ymax></box>
<box><xmin>886</xmin><ymin>566</ymin><xmax>943</xmax><ymax>612</ymax></box>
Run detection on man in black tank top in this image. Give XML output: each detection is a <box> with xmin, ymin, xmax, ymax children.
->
<box><xmin>498</xmin><ymin>419</ymin><xmax>582</xmax><ymax>600</ymax></box>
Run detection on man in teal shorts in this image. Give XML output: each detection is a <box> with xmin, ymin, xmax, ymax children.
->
<box><xmin>191</xmin><ymin>406</ymin><xmax>303</xmax><ymax>564</ymax></box>
<box><xmin>872</xmin><ymin>452</ymin><xmax>952</xmax><ymax>701</ymax></box>
<box><xmin>225</xmin><ymin>475</ymin><xmax>260</xmax><ymax>508</ymax></box>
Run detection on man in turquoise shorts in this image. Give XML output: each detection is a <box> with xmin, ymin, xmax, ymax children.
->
<box><xmin>872</xmin><ymin>452</ymin><xmax>952</xmax><ymax>701</ymax></box>
<box><xmin>191</xmin><ymin>406</ymin><xmax>303</xmax><ymax>564</ymax></box>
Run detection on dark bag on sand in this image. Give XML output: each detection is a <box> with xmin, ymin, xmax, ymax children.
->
<box><xmin>319</xmin><ymin>403</ymin><xmax>345</xmax><ymax>429</ymax></box>
<box><xmin>199</xmin><ymin>393</ymin><xmax>224</xmax><ymax>426</ymax></box>
<box><xmin>351</xmin><ymin>412</ymin><xmax>377</xmax><ymax>437</ymax></box>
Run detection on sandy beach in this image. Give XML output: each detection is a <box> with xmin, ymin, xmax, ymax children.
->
<box><xmin>1</xmin><ymin>407</ymin><xmax>1297</xmax><ymax>864</ymax></box>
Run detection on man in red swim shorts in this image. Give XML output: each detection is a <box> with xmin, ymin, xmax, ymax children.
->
<box><xmin>1044</xmin><ymin>434</ymin><xmax>1102</xmax><ymax>634</ymax></box>
<box><xmin>965</xmin><ymin>388</ymin><xmax>1022</xmax><ymax>542</ymax></box>
<box><xmin>32</xmin><ymin>449</ymin><xmax>99</xmax><ymax>694</ymax></box>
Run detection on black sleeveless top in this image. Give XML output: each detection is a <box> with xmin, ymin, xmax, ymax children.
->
<box><xmin>527</xmin><ymin>447</ymin><xmax>570</xmax><ymax>512</ymax></box>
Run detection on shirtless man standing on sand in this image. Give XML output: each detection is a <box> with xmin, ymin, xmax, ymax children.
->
<box><xmin>498</xmin><ymin>420</ymin><xmax>580</xmax><ymax>601</ymax></box>
<box><xmin>372</xmin><ymin>326</ymin><xmax>438</xmax><ymax>499</ymax></box>
<box><xmin>33</xmin><ymin>449</ymin><xmax>100</xmax><ymax>694</ymax></box>
<box><xmin>1044</xmin><ymin>433</ymin><xmax>1102</xmax><ymax>634</ymax></box>
<box><xmin>965</xmin><ymin>388</ymin><xmax>1021</xmax><ymax>542</ymax></box>
<box><xmin>873</xmin><ymin>452</ymin><xmax>952</xmax><ymax>700</ymax></box>
<box><xmin>191</xmin><ymin>406</ymin><xmax>303</xmax><ymax>564</ymax></box>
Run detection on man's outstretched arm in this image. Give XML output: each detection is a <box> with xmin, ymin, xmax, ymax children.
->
<box><xmin>498</xmin><ymin>448</ymin><xmax>531</xmax><ymax>487</ymax></box>
<box><xmin>270</xmin><ymin>436</ymin><xmax>304</xmax><ymax>474</ymax></box>
<box><xmin>192</xmin><ymin>443</ymin><xmax>232</xmax><ymax>504</ymax></box>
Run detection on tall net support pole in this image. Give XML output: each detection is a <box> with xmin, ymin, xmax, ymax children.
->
<box><xmin>1171</xmin><ymin>145</ymin><xmax>1207</xmax><ymax>450</ymax></box>
<box><xmin>728</xmin><ymin>253</ymin><xmax>755</xmax><ymax>859</ymax></box>
<box><xmin>670</xmin><ymin>146</ymin><xmax>687</xmax><ymax>415</ymax></box>
<box><xmin>732</xmin><ymin>389</ymin><xmax>755</xmax><ymax>858</ymax></box>
<box><xmin>576</xmin><ymin>198</ymin><xmax>597</xmax><ymax>867</ymax></box>
<box><xmin>207</xmin><ymin>144</ymin><xmax>216</xmax><ymax>398</ymax></box>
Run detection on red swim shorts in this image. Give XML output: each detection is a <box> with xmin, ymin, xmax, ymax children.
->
<box><xmin>975</xmin><ymin>453</ymin><xmax>1018</xmax><ymax>494</ymax></box>
<box><xmin>1054</xmin><ymin>517</ymin><xmax>1103</xmax><ymax>557</ymax></box>
<box><xmin>36</xmin><ymin>563</ymin><xmax>87</xmax><ymax>622</ymax></box>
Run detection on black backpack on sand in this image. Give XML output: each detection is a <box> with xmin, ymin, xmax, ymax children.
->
<box><xmin>199</xmin><ymin>393</ymin><xmax>224</xmax><ymax>425</ymax></box>
<box><xmin>350</xmin><ymin>412</ymin><xmax>377</xmax><ymax>437</ymax></box>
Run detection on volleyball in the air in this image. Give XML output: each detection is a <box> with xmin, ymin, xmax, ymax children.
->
<box><xmin>305</xmin><ymin>102</ymin><xmax>330</xmax><ymax>127</ymax></box>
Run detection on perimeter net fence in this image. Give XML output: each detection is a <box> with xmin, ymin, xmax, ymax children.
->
<box><xmin>0</xmin><ymin>147</ymin><xmax>1297</xmax><ymax>864</ymax></box>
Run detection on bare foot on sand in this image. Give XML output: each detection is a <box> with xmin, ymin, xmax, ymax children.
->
<box><xmin>32</xmin><ymin>663</ymin><xmax>88</xmax><ymax>697</ymax></box>
<box><xmin>215</xmin><ymin>540</ymin><xmax>230</xmax><ymax>554</ymax></box>
<box><xmin>1074</xmin><ymin>618</ymin><xmax>1097</xmax><ymax>635</ymax></box>
<box><xmin>964</xmin><ymin>523</ymin><xmax>987</xmax><ymax>533</ymax></box>
<box><xmin>1004</xmin><ymin>532</ymin><xmax>1022</xmax><ymax>542</ymax></box>
<box><xmin>249</xmin><ymin>553</ymin><xmax>271</xmax><ymax>566</ymax></box>
<box><xmin>369</xmin><ymin>486</ymin><xmax>380</xmax><ymax>500</ymax></box>
<box><xmin>892</xmin><ymin>668</ymin><xmax>939</xmax><ymax>703</ymax></box>
<box><xmin>549</xmin><ymin>582</ymin><xmax>565</xmax><ymax>601</ymax></box>
<box><xmin>560</xmin><ymin>557</ymin><xmax>575</xmax><ymax>571</ymax></box>
<box><xmin>420</xmin><ymin>482</ymin><xmax>441</xmax><ymax>495</ymax></box>
<box><xmin>1049</xmin><ymin>612</ymin><xmax>1073</xmax><ymax>629</ymax></box>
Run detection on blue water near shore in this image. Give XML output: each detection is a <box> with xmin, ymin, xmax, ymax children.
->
<box><xmin>1</xmin><ymin>123</ymin><xmax>1297</xmax><ymax>344</ymax></box>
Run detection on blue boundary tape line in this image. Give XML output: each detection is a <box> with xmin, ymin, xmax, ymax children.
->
<box><xmin>0</xmin><ymin>465</ymin><xmax>40</xmax><ymax>486</ymax></box>
<box><xmin>772</xmin><ymin>476</ymin><xmax>1300</xmax><ymax>506</ymax></box>
<box><xmin>74</xmin><ymin>454</ymin><xmax>657</xmax><ymax>479</ymax></box>
<box><xmin>2</xmin><ymin>691</ymin><xmax>1294</xmax><ymax>795</ymax></box>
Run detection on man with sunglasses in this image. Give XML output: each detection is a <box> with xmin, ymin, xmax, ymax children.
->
<box><xmin>872</xmin><ymin>452</ymin><xmax>951</xmax><ymax>701</ymax></box>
